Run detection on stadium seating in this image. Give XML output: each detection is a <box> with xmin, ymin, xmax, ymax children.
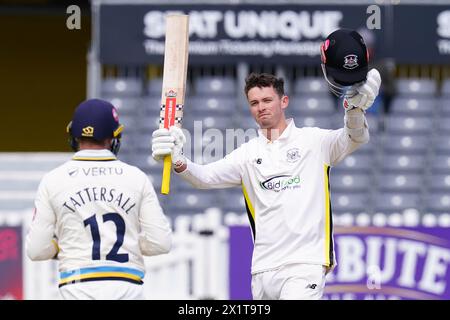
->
<box><xmin>331</xmin><ymin>192</ymin><xmax>370</xmax><ymax>214</ymax></box>
<box><xmin>289</xmin><ymin>96</ymin><xmax>335</xmax><ymax>117</ymax></box>
<box><xmin>293</xmin><ymin>78</ymin><xmax>329</xmax><ymax>95</ymax></box>
<box><xmin>379</xmin><ymin>154</ymin><xmax>426</xmax><ymax>173</ymax></box>
<box><xmin>194</xmin><ymin>76</ymin><xmax>236</xmax><ymax>96</ymax></box>
<box><xmin>382</xmin><ymin>134</ymin><xmax>430</xmax><ymax>154</ymax></box>
<box><xmin>333</xmin><ymin>153</ymin><xmax>375</xmax><ymax>173</ymax></box>
<box><xmin>384</xmin><ymin>116</ymin><xmax>434</xmax><ymax>135</ymax></box>
<box><xmin>330</xmin><ymin>173</ymin><xmax>372</xmax><ymax>193</ymax></box>
<box><xmin>374</xmin><ymin>192</ymin><xmax>423</xmax><ymax>213</ymax></box>
<box><xmin>102</xmin><ymin>77</ymin><xmax>142</xmax><ymax>96</ymax></box>
<box><xmin>389</xmin><ymin>97</ymin><xmax>437</xmax><ymax>117</ymax></box>
<box><xmin>426</xmin><ymin>174</ymin><xmax>450</xmax><ymax>192</ymax></box>
<box><xmin>424</xmin><ymin>193</ymin><xmax>450</xmax><ymax>214</ymax></box>
<box><xmin>440</xmin><ymin>78</ymin><xmax>450</xmax><ymax>96</ymax></box>
<box><xmin>396</xmin><ymin>78</ymin><xmax>437</xmax><ymax>96</ymax></box>
<box><xmin>376</xmin><ymin>173</ymin><xmax>423</xmax><ymax>193</ymax></box>
<box><xmin>4</xmin><ymin>74</ymin><xmax>450</xmax><ymax>221</ymax></box>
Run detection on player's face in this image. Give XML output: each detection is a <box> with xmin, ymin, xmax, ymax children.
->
<box><xmin>247</xmin><ymin>86</ymin><xmax>288</xmax><ymax>129</ymax></box>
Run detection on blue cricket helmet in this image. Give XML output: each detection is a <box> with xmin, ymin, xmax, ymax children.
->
<box><xmin>67</xmin><ymin>99</ymin><xmax>124</xmax><ymax>154</ymax></box>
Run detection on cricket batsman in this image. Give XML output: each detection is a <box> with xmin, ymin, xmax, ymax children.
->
<box><xmin>152</xmin><ymin>29</ymin><xmax>381</xmax><ymax>299</ymax></box>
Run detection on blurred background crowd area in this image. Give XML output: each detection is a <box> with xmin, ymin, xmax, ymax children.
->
<box><xmin>1</xmin><ymin>0</ymin><xmax>450</xmax><ymax>219</ymax></box>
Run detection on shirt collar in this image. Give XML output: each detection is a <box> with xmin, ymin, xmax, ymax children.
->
<box><xmin>258</xmin><ymin>118</ymin><xmax>296</xmax><ymax>144</ymax></box>
<box><xmin>72</xmin><ymin>149</ymin><xmax>117</xmax><ymax>161</ymax></box>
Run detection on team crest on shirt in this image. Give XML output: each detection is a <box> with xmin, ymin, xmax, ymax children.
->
<box><xmin>286</xmin><ymin>148</ymin><xmax>301</xmax><ymax>163</ymax></box>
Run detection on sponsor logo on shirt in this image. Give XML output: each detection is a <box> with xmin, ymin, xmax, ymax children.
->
<box><xmin>68</xmin><ymin>167</ymin><xmax>123</xmax><ymax>177</ymax></box>
<box><xmin>67</xmin><ymin>167</ymin><xmax>79</xmax><ymax>177</ymax></box>
<box><xmin>260</xmin><ymin>175</ymin><xmax>301</xmax><ymax>192</ymax></box>
<box><xmin>286</xmin><ymin>148</ymin><xmax>301</xmax><ymax>163</ymax></box>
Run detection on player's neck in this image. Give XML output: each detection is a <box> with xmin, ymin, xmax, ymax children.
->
<box><xmin>261</xmin><ymin>118</ymin><xmax>288</xmax><ymax>141</ymax></box>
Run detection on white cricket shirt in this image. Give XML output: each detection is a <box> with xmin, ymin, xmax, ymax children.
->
<box><xmin>179</xmin><ymin>118</ymin><xmax>368</xmax><ymax>274</ymax></box>
<box><xmin>26</xmin><ymin>149</ymin><xmax>172</xmax><ymax>286</ymax></box>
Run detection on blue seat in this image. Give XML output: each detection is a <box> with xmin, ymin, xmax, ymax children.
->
<box><xmin>380</xmin><ymin>154</ymin><xmax>425</xmax><ymax>173</ymax></box>
<box><xmin>330</xmin><ymin>173</ymin><xmax>372</xmax><ymax>193</ymax></box>
<box><xmin>396</xmin><ymin>78</ymin><xmax>437</xmax><ymax>96</ymax></box>
<box><xmin>168</xmin><ymin>190</ymin><xmax>222</xmax><ymax>213</ymax></box>
<box><xmin>195</xmin><ymin>77</ymin><xmax>236</xmax><ymax>95</ymax></box>
<box><xmin>293</xmin><ymin>78</ymin><xmax>329</xmax><ymax>95</ymax></box>
<box><xmin>424</xmin><ymin>193</ymin><xmax>450</xmax><ymax>213</ymax></box>
<box><xmin>374</xmin><ymin>192</ymin><xmax>422</xmax><ymax>213</ymax></box>
<box><xmin>436</xmin><ymin>117</ymin><xmax>450</xmax><ymax>133</ymax></box>
<box><xmin>147</xmin><ymin>77</ymin><xmax>191</xmax><ymax>97</ymax></box>
<box><xmin>289</xmin><ymin>96</ymin><xmax>335</xmax><ymax>116</ymax></box>
<box><xmin>384</xmin><ymin>116</ymin><xmax>433</xmax><ymax>135</ymax></box>
<box><xmin>390</xmin><ymin>98</ymin><xmax>437</xmax><ymax>116</ymax></box>
<box><xmin>102</xmin><ymin>77</ymin><xmax>142</xmax><ymax>96</ymax></box>
<box><xmin>331</xmin><ymin>192</ymin><xmax>371</xmax><ymax>214</ymax></box>
<box><xmin>147</xmin><ymin>78</ymin><xmax>163</xmax><ymax>96</ymax></box>
<box><xmin>430</xmin><ymin>154</ymin><xmax>450</xmax><ymax>173</ymax></box>
<box><xmin>220</xmin><ymin>190</ymin><xmax>247</xmax><ymax>214</ymax></box>
<box><xmin>426</xmin><ymin>174</ymin><xmax>450</xmax><ymax>192</ymax></box>
<box><xmin>296</xmin><ymin>116</ymin><xmax>334</xmax><ymax>129</ymax></box>
<box><xmin>382</xmin><ymin>134</ymin><xmax>430</xmax><ymax>154</ymax></box>
<box><xmin>183</xmin><ymin>115</ymin><xmax>234</xmax><ymax>132</ymax></box>
<box><xmin>140</xmin><ymin>96</ymin><xmax>162</xmax><ymax>114</ymax></box>
<box><xmin>432</xmin><ymin>135</ymin><xmax>450</xmax><ymax>154</ymax></box>
<box><xmin>441</xmin><ymin>78</ymin><xmax>450</xmax><ymax>96</ymax></box>
<box><xmin>101</xmin><ymin>97</ymin><xmax>141</xmax><ymax>116</ymax></box>
<box><xmin>137</xmin><ymin>112</ymin><xmax>160</xmax><ymax>131</ymax></box>
<box><xmin>188</xmin><ymin>96</ymin><xmax>236</xmax><ymax>116</ymax></box>
<box><xmin>377</xmin><ymin>173</ymin><xmax>423</xmax><ymax>192</ymax></box>
<box><xmin>333</xmin><ymin>153</ymin><xmax>374</xmax><ymax>173</ymax></box>
<box><xmin>439</xmin><ymin>97</ymin><xmax>450</xmax><ymax>116</ymax></box>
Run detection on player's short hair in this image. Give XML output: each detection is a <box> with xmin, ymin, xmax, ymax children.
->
<box><xmin>244</xmin><ymin>73</ymin><xmax>285</xmax><ymax>98</ymax></box>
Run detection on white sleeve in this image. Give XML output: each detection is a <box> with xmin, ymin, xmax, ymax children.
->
<box><xmin>138</xmin><ymin>177</ymin><xmax>172</xmax><ymax>256</ymax></box>
<box><xmin>176</xmin><ymin>147</ymin><xmax>243</xmax><ymax>189</ymax></box>
<box><xmin>321</xmin><ymin>109</ymin><xmax>370</xmax><ymax>166</ymax></box>
<box><xmin>26</xmin><ymin>177</ymin><xmax>59</xmax><ymax>261</ymax></box>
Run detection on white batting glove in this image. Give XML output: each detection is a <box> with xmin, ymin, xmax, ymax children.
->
<box><xmin>151</xmin><ymin>126</ymin><xmax>186</xmax><ymax>169</ymax></box>
<box><xmin>343</xmin><ymin>68</ymin><xmax>381</xmax><ymax>111</ymax></box>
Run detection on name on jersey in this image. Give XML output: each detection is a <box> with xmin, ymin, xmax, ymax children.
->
<box><xmin>67</xmin><ymin>167</ymin><xmax>123</xmax><ymax>177</ymax></box>
<box><xmin>259</xmin><ymin>175</ymin><xmax>301</xmax><ymax>192</ymax></box>
<box><xmin>62</xmin><ymin>187</ymin><xmax>136</xmax><ymax>214</ymax></box>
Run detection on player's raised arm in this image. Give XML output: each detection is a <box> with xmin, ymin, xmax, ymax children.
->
<box><xmin>319</xmin><ymin>29</ymin><xmax>381</xmax><ymax>166</ymax></box>
<box><xmin>151</xmin><ymin>126</ymin><xmax>242</xmax><ymax>189</ymax></box>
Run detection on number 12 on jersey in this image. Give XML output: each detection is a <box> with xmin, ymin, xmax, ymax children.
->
<box><xmin>84</xmin><ymin>212</ymin><xmax>129</xmax><ymax>263</ymax></box>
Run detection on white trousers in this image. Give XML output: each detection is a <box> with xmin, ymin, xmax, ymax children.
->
<box><xmin>59</xmin><ymin>281</ymin><xmax>144</xmax><ymax>300</ymax></box>
<box><xmin>251</xmin><ymin>264</ymin><xmax>326</xmax><ymax>300</ymax></box>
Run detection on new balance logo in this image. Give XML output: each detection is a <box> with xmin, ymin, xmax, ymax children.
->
<box><xmin>307</xmin><ymin>284</ymin><xmax>317</xmax><ymax>289</ymax></box>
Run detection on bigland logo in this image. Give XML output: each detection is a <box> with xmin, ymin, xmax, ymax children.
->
<box><xmin>260</xmin><ymin>175</ymin><xmax>300</xmax><ymax>192</ymax></box>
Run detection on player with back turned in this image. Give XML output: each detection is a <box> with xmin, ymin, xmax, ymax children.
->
<box><xmin>152</xmin><ymin>29</ymin><xmax>381</xmax><ymax>300</ymax></box>
<box><xmin>26</xmin><ymin>99</ymin><xmax>172</xmax><ymax>300</ymax></box>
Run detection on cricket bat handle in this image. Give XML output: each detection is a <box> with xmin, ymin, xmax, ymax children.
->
<box><xmin>161</xmin><ymin>155</ymin><xmax>172</xmax><ymax>195</ymax></box>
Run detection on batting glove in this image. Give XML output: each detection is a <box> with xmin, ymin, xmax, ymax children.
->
<box><xmin>151</xmin><ymin>126</ymin><xmax>187</xmax><ymax>169</ymax></box>
<box><xmin>343</xmin><ymin>68</ymin><xmax>381</xmax><ymax>111</ymax></box>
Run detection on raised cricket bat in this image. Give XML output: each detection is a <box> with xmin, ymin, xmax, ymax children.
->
<box><xmin>160</xmin><ymin>14</ymin><xmax>189</xmax><ymax>195</ymax></box>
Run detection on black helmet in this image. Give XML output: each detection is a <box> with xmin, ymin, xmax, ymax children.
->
<box><xmin>67</xmin><ymin>99</ymin><xmax>124</xmax><ymax>155</ymax></box>
<box><xmin>321</xmin><ymin>28</ymin><xmax>369</xmax><ymax>97</ymax></box>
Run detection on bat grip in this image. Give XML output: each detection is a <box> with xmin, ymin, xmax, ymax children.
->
<box><xmin>161</xmin><ymin>155</ymin><xmax>172</xmax><ymax>195</ymax></box>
